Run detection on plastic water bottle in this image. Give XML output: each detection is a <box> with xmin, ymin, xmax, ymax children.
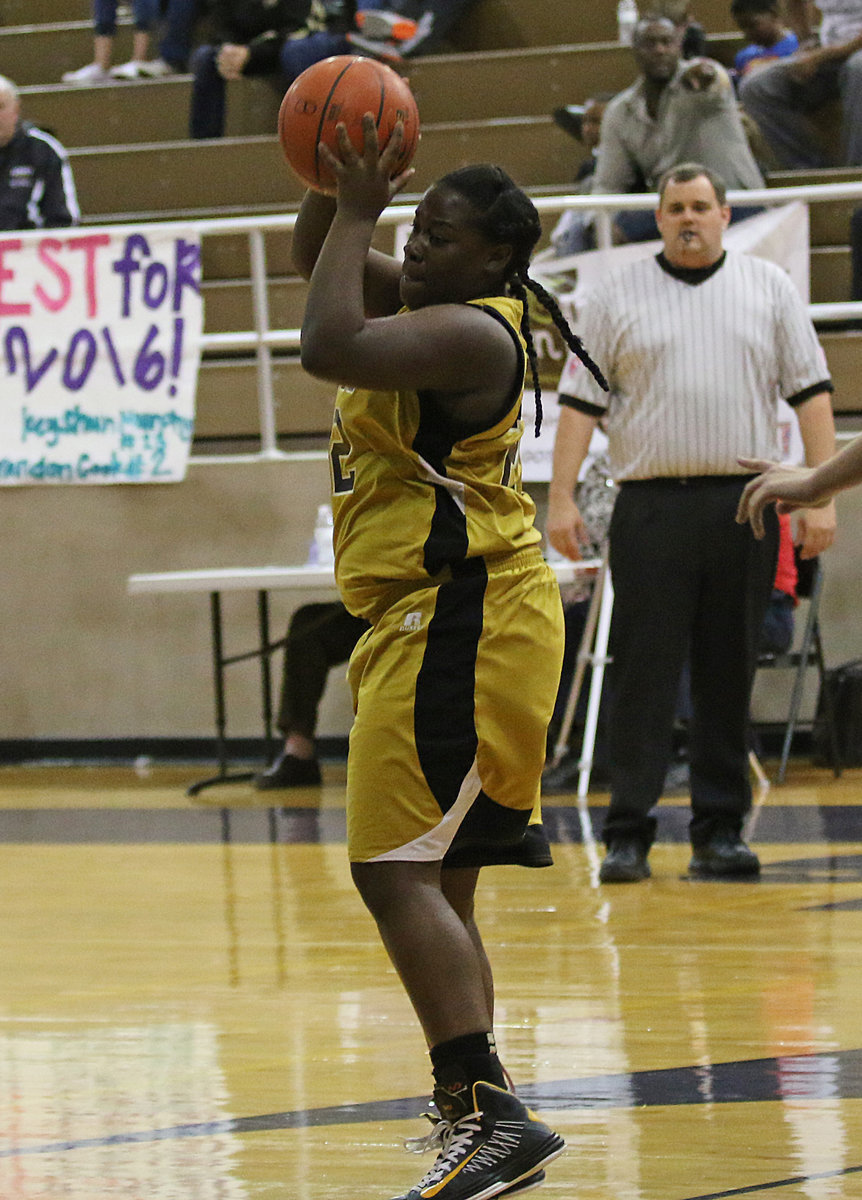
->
<box><xmin>617</xmin><ymin>0</ymin><xmax>638</xmax><ymax>45</ymax></box>
<box><xmin>308</xmin><ymin>503</ymin><xmax>335</xmax><ymax>567</ymax></box>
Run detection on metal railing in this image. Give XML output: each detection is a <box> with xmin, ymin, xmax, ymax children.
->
<box><xmin>189</xmin><ymin>179</ymin><xmax>862</xmax><ymax>463</ymax></box>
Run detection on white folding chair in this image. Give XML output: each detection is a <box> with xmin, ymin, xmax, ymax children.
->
<box><xmin>754</xmin><ymin>556</ymin><xmax>842</xmax><ymax>784</ymax></box>
<box><xmin>548</xmin><ymin>553</ymin><xmax>614</xmax><ymax>798</ymax></box>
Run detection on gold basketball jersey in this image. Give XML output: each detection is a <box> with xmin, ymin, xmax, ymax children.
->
<box><xmin>329</xmin><ymin>295</ymin><xmax>541</xmax><ymax>620</ymax></box>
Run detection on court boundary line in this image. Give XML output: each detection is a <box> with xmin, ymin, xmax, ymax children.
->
<box><xmin>3</xmin><ymin>1048</ymin><xmax>861</xmax><ymax>1160</ymax></box>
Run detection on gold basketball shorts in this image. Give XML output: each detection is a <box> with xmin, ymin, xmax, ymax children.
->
<box><xmin>345</xmin><ymin>548</ymin><xmax>564</xmax><ymax>867</ymax></box>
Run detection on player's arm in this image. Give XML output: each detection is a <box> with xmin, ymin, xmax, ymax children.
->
<box><xmin>737</xmin><ymin>390</ymin><xmax>839</xmax><ymax>549</ymax></box>
<box><xmin>547</xmin><ymin>401</ymin><xmax>599</xmax><ymax>561</ymax></box>
<box><xmin>292</xmin><ymin>188</ymin><xmax>403</xmax><ymax>317</ymax></box>
<box><xmin>794</xmin><ymin>434</ymin><xmax>862</xmax><ymax>497</ymax></box>
<box><xmin>300</xmin><ymin>118</ymin><xmax>517</xmax><ymax>420</ymax></box>
<box><xmin>792</xmin><ymin>390</ymin><xmax>837</xmax><ymax>557</ymax></box>
<box><xmin>737</xmin><ymin>436</ymin><xmax>862</xmax><ymax>532</ymax></box>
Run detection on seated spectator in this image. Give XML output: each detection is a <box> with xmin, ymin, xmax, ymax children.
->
<box><xmin>147</xmin><ymin>0</ymin><xmax>203</xmax><ymax>75</ymax></box>
<box><xmin>255</xmin><ymin>600</ymin><xmax>369</xmax><ymax>789</ymax></box>
<box><xmin>730</xmin><ymin>0</ymin><xmax>799</xmax><ymax>85</ymax></box>
<box><xmin>0</xmin><ymin>75</ymin><xmax>80</xmax><ymax>229</ymax></box>
<box><xmin>549</xmin><ymin>92</ymin><xmax>614</xmax><ymax>257</ymax></box>
<box><xmin>62</xmin><ymin>0</ymin><xmax>194</xmax><ymax>83</ymax></box>
<box><xmin>591</xmin><ymin>14</ymin><xmax>764</xmax><ymax>243</ymax></box>
<box><xmin>738</xmin><ymin>0</ymin><xmax>862</xmax><ymax>168</ymax></box>
<box><xmin>189</xmin><ymin>0</ymin><xmax>357</xmax><ymax>139</ymax></box>
<box><xmin>347</xmin><ymin>1</ymin><xmax>478</xmax><ymax>61</ymax></box>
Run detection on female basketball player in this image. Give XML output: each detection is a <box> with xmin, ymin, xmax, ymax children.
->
<box><xmin>292</xmin><ymin>117</ymin><xmax>605</xmax><ymax>1200</ymax></box>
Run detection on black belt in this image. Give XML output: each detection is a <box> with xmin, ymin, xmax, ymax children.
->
<box><xmin>619</xmin><ymin>474</ymin><xmax>756</xmax><ymax>488</ymax></box>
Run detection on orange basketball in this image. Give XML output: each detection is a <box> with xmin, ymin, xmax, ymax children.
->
<box><xmin>278</xmin><ymin>55</ymin><xmax>420</xmax><ymax>194</ymax></box>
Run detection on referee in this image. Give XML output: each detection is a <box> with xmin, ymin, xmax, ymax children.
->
<box><xmin>548</xmin><ymin>162</ymin><xmax>837</xmax><ymax>883</ymax></box>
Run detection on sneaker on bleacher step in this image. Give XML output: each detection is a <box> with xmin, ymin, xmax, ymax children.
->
<box><xmin>62</xmin><ymin>62</ymin><xmax>111</xmax><ymax>85</ymax></box>
<box><xmin>346</xmin><ymin>30</ymin><xmax>404</xmax><ymax>64</ymax></box>
<box><xmin>355</xmin><ymin>9</ymin><xmax>418</xmax><ymax>41</ymax></box>
<box><xmin>136</xmin><ymin>57</ymin><xmax>176</xmax><ymax>78</ymax></box>
<box><xmin>390</xmin><ymin>1081</ymin><xmax>564</xmax><ymax>1200</ymax></box>
<box><xmin>110</xmin><ymin>59</ymin><xmax>149</xmax><ymax>80</ymax></box>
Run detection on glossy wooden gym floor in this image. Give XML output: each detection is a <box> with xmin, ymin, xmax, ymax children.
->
<box><xmin>1</xmin><ymin>759</ymin><xmax>861</xmax><ymax>1199</ymax></box>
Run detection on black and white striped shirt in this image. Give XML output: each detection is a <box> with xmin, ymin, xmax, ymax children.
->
<box><xmin>558</xmin><ymin>251</ymin><xmax>832</xmax><ymax>481</ymax></box>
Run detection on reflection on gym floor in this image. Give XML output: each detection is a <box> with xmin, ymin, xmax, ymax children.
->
<box><xmin>2</xmin><ymin>761</ymin><xmax>862</xmax><ymax>1199</ymax></box>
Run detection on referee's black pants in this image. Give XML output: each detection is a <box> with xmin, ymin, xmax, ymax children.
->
<box><xmin>604</xmin><ymin>476</ymin><xmax>779</xmax><ymax>850</ymax></box>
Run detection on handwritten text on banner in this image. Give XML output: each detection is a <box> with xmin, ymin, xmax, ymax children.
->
<box><xmin>0</xmin><ymin>226</ymin><xmax>203</xmax><ymax>485</ymax></box>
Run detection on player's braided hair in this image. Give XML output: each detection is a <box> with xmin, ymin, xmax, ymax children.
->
<box><xmin>439</xmin><ymin>164</ymin><xmax>608</xmax><ymax>434</ymax></box>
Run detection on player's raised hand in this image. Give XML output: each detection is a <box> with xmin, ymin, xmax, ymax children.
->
<box><xmin>318</xmin><ymin>114</ymin><xmax>414</xmax><ymax>217</ymax></box>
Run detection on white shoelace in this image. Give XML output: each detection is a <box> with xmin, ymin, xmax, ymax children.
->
<box><xmin>404</xmin><ymin>1110</ymin><xmax>484</xmax><ymax>1186</ymax></box>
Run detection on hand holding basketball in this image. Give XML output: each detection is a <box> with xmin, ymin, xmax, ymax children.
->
<box><xmin>314</xmin><ymin>113</ymin><xmax>411</xmax><ymax>212</ymax></box>
<box><xmin>278</xmin><ymin>55</ymin><xmax>420</xmax><ymax>195</ymax></box>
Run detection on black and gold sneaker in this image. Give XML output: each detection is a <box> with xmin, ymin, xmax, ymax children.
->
<box><xmin>389</xmin><ymin>1081</ymin><xmax>564</xmax><ymax>1200</ymax></box>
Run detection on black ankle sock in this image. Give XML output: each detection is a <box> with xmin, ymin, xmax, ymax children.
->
<box><xmin>430</xmin><ymin>1031</ymin><xmax>506</xmax><ymax>1094</ymax></box>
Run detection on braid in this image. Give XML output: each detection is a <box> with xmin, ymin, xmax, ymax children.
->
<box><xmin>522</xmin><ymin>270</ymin><xmax>609</xmax><ymax>428</ymax></box>
<box><xmin>439</xmin><ymin>164</ymin><xmax>608</xmax><ymax>435</ymax></box>
<box><xmin>508</xmin><ymin>275</ymin><xmax>544</xmax><ymax>436</ymax></box>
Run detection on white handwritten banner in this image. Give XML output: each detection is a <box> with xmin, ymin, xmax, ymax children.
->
<box><xmin>0</xmin><ymin>226</ymin><xmax>202</xmax><ymax>485</ymax></box>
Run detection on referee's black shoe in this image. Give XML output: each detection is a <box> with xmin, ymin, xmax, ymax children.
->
<box><xmin>688</xmin><ymin>832</ymin><xmax>760</xmax><ymax>878</ymax></box>
<box><xmin>599</xmin><ymin>839</ymin><xmax>651</xmax><ymax>883</ymax></box>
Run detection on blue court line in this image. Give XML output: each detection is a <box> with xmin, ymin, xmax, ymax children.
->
<box><xmin>3</xmin><ymin>1048</ymin><xmax>862</xmax><ymax>1160</ymax></box>
<box><xmin>685</xmin><ymin>1160</ymin><xmax>862</xmax><ymax>1198</ymax></box>
<box><xmin>1</xmin><ymin>806</ymin><xmax>862</xmax><ymax>845</ymax></box>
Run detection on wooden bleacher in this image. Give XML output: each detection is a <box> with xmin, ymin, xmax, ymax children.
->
<box><xmin>2</xmin><ymin>0</ymin><xmax>860</xmax><ymax>437</ymax></box>
<box><xmin>2</xmin><ymin>0</ymin><xmax>860</xmax><ymax>755</ymax></box>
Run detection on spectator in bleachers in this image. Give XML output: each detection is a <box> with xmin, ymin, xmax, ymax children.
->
<box><xmin>738</xmin><ymin>0</ymin><xmax>862</xmax><ymax>167</ymax></box>
<box><xmin>591</xmin><ymin>14</ymin><xmax>764</xmax><ymax>242</ymax></box>
<box><xmin>62</xmin><ymin>1</ymin><xmax>195</xmax><ymax>84</ymax></box>
<box><xmin>148</xmin><ymin>0</ymin><xmax>203</xmax><ymax>75</ymax></box>
<box><xmin>189</xmin><ymin>0</ymin><xmax>357</xmax><ymax>139</ymax></box>
<box><xmin>548</xmin><ymin>92</ymin><xmax>614</xmax><ymax>257</ymax></box>
<box><xmin>188</xmin><ymin>1</ymin><xmax>479</xmax><ymax>139</ymax></box>
<box><xmin>347</xmin><ymin>1</ymin><xmax>478</xmax><ymax>61</ymax></box>
<box><xmin>0</xmin><ymin>75</ymin><xmax>80</xmax><ymax>229</ymax></box>
<box><xmin>730</xmin><ymin>0</ymin><xmax>799</xmax><ymax>85</ymax></box>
